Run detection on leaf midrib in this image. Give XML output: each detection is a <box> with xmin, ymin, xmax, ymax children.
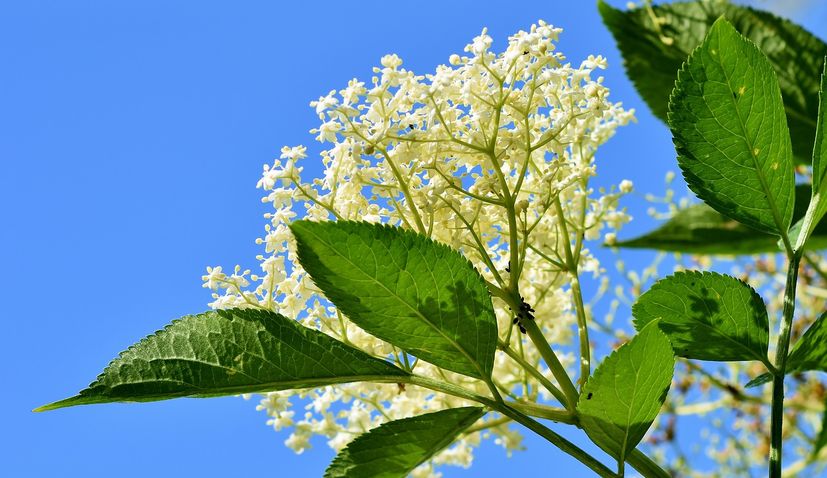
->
<box><xmin>38</xmin><ymin>374</ymin><xmax>412</xmax><ymax>411</ymax></box>
<box><xmin>710</xmin><ymin>31</ymin><xmax>789</xmax><ymax>237</ymax></box>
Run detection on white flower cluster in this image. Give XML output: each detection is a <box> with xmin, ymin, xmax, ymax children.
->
<box><xmin>204</xmin><ymin>21</ymin><xmax>634</xmax><ymax>475</ymax></box>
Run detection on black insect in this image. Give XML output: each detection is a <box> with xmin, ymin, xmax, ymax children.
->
<box><xmin>512</xmin><ymin>295</ymin><xmax>536</xmax><ymax>334</ymax></box>
<box><xmin>586</xmin><ymin>392</ymin><xmax>593</xmax><ymax>400</ymax></box>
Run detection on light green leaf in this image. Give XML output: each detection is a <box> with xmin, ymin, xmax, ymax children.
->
<box><xmin>599</xmin><ymin>0</ymin><xmax>826</xmax><ymax>163</ymax></box>
<box><xmin>795</xmin><ymin>61</ymin><xmax>827</xmax><ymax>249</ymax></box>
<box><xmin>36</xmin><ymin>309</ymin><xmax>408</xmax><ymax>411</ymax></box>
<box><xmin>633</xmin><ymin>271</ymin><xmax>769</xmax><ymax>363</ymax></box>
<box><xmin>668</xmin><ymin>17</ymin><xmax>795</xmax><ymax>236</ymax></box>
<box><xmin>324</xmin><ymin>407</ymin><xmax>485</xmax><ymax>478</ymax></box>
<box><xmin>291</xmin><ymin>220</ymin><xmax>498</xmax><ymax>380</ymax></box>
<box><xmin>787</xmin><ymin>311</ymin><xmax>827</xmax><ymax>374</ymax></box>
<box><xmin>615</xmin><ymin>185</ymin><xmax>827</xmax><ymax>254</ymax></box>
<box><xmin>577</xmin><ymin>323</ymin><xmax>675</xmax><ymax>470</ymax></box>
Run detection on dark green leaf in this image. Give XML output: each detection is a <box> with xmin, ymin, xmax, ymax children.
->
<box><xmin>668</xmin><ymin>18</ymin><xmax>795</xmax><ymax>236</ymax></box>
<box><xmin>633</xmin><ymin>271</ymin><xmax>769</xmax><ymax>363</ymax></box>
<box><xmin>577</xmin><ymin>323</ymin><xmax>674</xmax><ymax>469</ymax></box>
<box><xmin>615</xmin><ymin>185</ymin><xmax>827</xmax><ymax>254</ymax></box>
<box><xmin>745</xmin><ymin>372</ymin><xmax>773</xmax><ymax>389</ymax></box>
<box><xmin>324</xmin><ymin>407</ymin><xmax>485</xmax><ymax>478</ymax></box>
<box><xmin>36</xmin><ymin>309</ymin><xmax>408</xmax><ymax>411</ymax></box>
<box><xmin>787</xmin><ymin>311</ymin><xmax>827</xmax><ymax>374</ymax></box>
<box><xmin>615</xmin><ymin>203</ymin><xmax>778</xmax><ymax>254</ymax></box>
<box><xmin>599</xmin><ymin>0</ymin><xmax>826</xmax><ymax>163</ymax></box>
<box><xmin>291</xmin><ymin>220</ymin><xmax>498</xmax><ymax>380</ymax></box>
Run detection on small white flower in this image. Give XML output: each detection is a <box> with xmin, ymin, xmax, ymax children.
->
<box><xmin>380</xmin><ymin>53</ymin><xmax>403</xmax><ymax>69</ymax></box>
<box><xmin>201</xmin><ymin>266</ymin><xmax>226</xmax><ymax>290</ymax></box>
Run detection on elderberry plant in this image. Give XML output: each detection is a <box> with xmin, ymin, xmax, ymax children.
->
<box><xmin>35</xmin><ymin>2</ymin><xmax>827</xmax><ymax>478</ymax></box>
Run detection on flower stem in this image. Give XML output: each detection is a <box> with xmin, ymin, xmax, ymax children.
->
<box><xmin>769</xmin><ymin>252</ymin><xmax>801</xmax><ymax>478</ymax></box>
<box><xmin>553</xmin><ymin>195</ymin><xmax>591</xmax><ymax>388</ymax></box>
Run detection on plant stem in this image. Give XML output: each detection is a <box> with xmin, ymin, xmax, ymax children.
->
<box><xmin>508</xmin><ymin>401</ymin><xmax>576</xmax><ymax>424</ymax></box>
<box><xmin>626</xmin><ymin>449</ymin><xmax>672</xmax><ymax>478</ymax></box>
<box><xmin>406</xmin><ymin>375</ymin><xmax>616</xmax><ymax>477</ymax></box>
<box><xmin>498</xmin><ymin>406</ymin><xmax>617</xmax><ymax>478</ymax></box>
<box><xmin>523</xmin><ymin>319</ymin><xmax>581</xmax><ymax>408</ymax></box>
<box><xmin>553</xmin><ymin>195</ymin><xmax>591</xmax><ymax>388</ymax></box>
<box><xmin>769</xmin><ymin>252</ymin><xmax>801</xmax><ymax>478</ymax></box>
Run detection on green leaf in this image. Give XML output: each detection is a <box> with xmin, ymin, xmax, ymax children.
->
<box><xmin>291</xmin><ymin>220</ymin><xmax>498</xmax><ymax>380</ymax></box>
<box><xmin>745</xmin><ymin>372</ymin><xmax>773</xmax><ymax>389</ymax></box>
<box><xmin>787</xmin><ymin>311</ymin><xmax>827</xmax><ymax>374</ymax></box>
<box><xmin>633</xmin><ymin>271</ymin><xmax>769</xmax><ymax>363</ymax></box>
<box><xmin>36</xmin><ymin>309</ymin><xmax>408</xmax><ymax>411</ymax></box>
<box><xmin>324</xmin><ymin>407</ymin><xmax>484</xmax><ymax>478</ymax></box>
<box><xmin>577</xmin><ymin>323</ymin><xmax>674</xmax><ymax>470</ymax></box>
<box><xmin>599</xmin><ymin>0</ymin><xmax>826</xmax><ymax>163</ymax></box>
<box><xmin>615</xmin><ymin>203</ymin><xmax>779</xmax><ymax>254</ymax></box>
<box><xmin>615</xmin><ymin>185</ymin><xmax>827</xmax><ymax>254</ymax></box>
<box><xmin>796</xmin><ymin>60</ymin><xmax>827</xmax><ymax>249</ymax></box>
<box><xmin>668</xmin><ymin>18</ymin><xmax>795</xmax><ymax>236</ymax></box>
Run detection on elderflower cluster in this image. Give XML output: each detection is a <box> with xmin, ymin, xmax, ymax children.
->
<box><xmin>203</xmin><ymin>21</ymin><xmax>633</xmax><ymax>475</ymax></box>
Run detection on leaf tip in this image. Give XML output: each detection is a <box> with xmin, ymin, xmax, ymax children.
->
<box><xmin>709</xmin><ymin>15</ymin><xmax>734</xmax><ymax>34</ymax></box>
<box><xmin>33</xmin><ymin>396</ymin><xmax>82</xmax><ymax>412</ymax></box>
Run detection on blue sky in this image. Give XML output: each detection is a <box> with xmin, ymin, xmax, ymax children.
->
<box><xmin>3</xmin><ymin>1</ymin><xmax>825</xmax><ymax>477</ymax></box>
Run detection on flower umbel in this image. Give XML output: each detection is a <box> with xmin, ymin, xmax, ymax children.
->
<box><xmin>205</xmin><ymin>21</ymin><xmax>633</xmax><ymax>475</ymax></box>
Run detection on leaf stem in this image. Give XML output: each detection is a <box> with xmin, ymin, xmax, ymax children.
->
<box><xmin>497</xmin><ymin>406</ymin><xmax>617</xmax><ymax>478</ymax></box>
<box><xmin>507</xmin><ymin>401</ymin><xmax>576</xmax><ymax>424</ymax></box>
<box><xmin>769</xmin><ymin>252</ymin><xmax>801</xmax><ymax>478</ymax></box>
<box><xmin>405</xmin><ymin>375</ymin><xmax>615</xmax><ymax>477</ymax></box>
<box><xmin>626</xmin><ymin>448</ymin><xmax>672</xmax><ymax>478</ymax></box>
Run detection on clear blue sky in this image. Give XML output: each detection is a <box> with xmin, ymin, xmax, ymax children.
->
<box><xmin>2</xmin><ymin>1</ymin><xmax>824</xmax><ymax>477</ymax></box>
